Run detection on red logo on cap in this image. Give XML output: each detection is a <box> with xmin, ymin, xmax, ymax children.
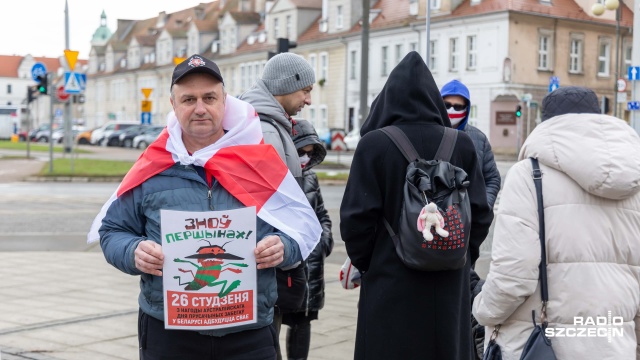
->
<box><xmin>188</xmin><ymin>56</ymin><xmax>206</xmax><ymax>68</ymax></box>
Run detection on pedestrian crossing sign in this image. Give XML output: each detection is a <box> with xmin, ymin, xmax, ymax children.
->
<box><xmin>64</xmin><ymin>72</ymin><xmax>82</xmax><ymax>94</ymax></box>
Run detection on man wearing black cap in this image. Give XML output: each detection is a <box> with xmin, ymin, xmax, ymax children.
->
<box><xmin>97</xmin><ymin>54</ymin><xmax>322</xmax><ymax>360</ymax></box>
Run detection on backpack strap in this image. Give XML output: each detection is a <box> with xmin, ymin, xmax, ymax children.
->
<box><xmin>434</xmin><ymin>127</ymin><xmax>458</xmax><ymax>161</ymax></box>
<box><xmin>379</xmin><ymin>126</ymin><xmax>417</xmax><ymax>242</ymax></box>
<box><xmin>379</xmin><ymin>126</ymin><xmax>420</xmax><ymax>162</ymax></box>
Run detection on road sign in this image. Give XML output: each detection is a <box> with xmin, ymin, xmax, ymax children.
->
<box><xmin>549</xmin><ymin>76</ymin><xmax>559</xmax><ymax>92</ymax></box>
<box><xmin>331</xmin><ymin>130</ymin><xmax>346</xmax><ymax>151</ymax></box>
<box><xmin>141</xmin><ymin>112</ymin><xmax>152</xmax><ymax>125</ymax></box>
<box><xmin>628</xmin><ymin>101</ymin><xmax>640</xmax><ymax>110</ymax></box>
<box><xmin>141</xmin><ymin>100</ymin><xmax>152</xmax><ymax>113</ymax></box>
<box><xmin>617</xmin><ymin>92</ymin><xmax>628</xmax><ymax>103</ymax></box>
<box><xmin>628</xmin><ymin>66</ymin><xmax>640</xmax><ymax>81</ymax></box>
<box><xmin>31</xmin><ymin>62</ymin><xmax>47</xmax><ymax>82</ymax></box>
<box><xmin>56</xmin><ymin>85</ymin><xmax>70</xmax><ymax>102</ymax></box>
<box><xmin>141</xmin><ymin>88</ymin><xmax>153</xmax><ymax>99</ymax></box>
<box><xmin>64</xmin><ymin>50</ymin><xmax>79</xmax><ymax>71</ymax></box>
<box><xmin>78</xmin><ymin>73</ymin><xmax>86</xmax><ymax>91</ymax></box>
<box><xmin>617</xmin><ymin>78</ymin><xmax>627</xmax><ymax>92</ymax></box>
<box><xmin>64</xmin><ymin>72</ymin><xmax>83</xmax><ymax>94</ymax></box>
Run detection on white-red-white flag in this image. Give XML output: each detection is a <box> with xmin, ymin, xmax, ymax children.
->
<box><xmin>87</xmin><ymin>96</ymin><xmax>321</xmax><ymax>259</ymax></box>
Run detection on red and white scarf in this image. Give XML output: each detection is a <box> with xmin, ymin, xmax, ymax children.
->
<box><xmin>447</xmin><ymin>107</ymin><xmax>467</xmax><ymax>128</ymax></box>
<box><xmin>87</xmin><ymin>96</ymin><xmax>322</xmax><ymax>259</ymax></box>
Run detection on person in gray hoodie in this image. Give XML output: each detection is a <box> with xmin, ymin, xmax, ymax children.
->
<box><xmin>240</xmin><ymin>52</ymin><xmax>316</xmax><ymax>186</ymax></box>
<box><xmin>239</xmin><ymin>52</ymin><xmax>316</xmax><ymax>359</ymax></box>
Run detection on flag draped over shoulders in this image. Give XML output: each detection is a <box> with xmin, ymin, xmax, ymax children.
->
<box><xmin>87</xmin><ymin>95</ymin><xmax>321</xmax><ymax>259</ymax></box>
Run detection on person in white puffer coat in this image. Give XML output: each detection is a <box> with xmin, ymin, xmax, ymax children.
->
<box><xmin>473</xmin><ymin>86</ymin><xmax>640</xmax><ymax>360</ymax></box>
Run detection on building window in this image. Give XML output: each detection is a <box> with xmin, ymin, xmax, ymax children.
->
<box><xmin>431</xmin><ymin>0</ymin><xmax>441</xmax><ymax>9</ymax></box>
<box><xmin>409</xmin><ymin>0</ymin><xmax>418</xmax><ymax>15</ymax></box>
<box><xmin>430</xmin><ymin>40</ymin><xmax>437</xmax><ymax>71</ymax></box>
<box><xmin>449</xmin><ymin>38</ymin><xmax>459</xmax><ymax>72</ymax></box>
<box><xmin>308</xmin><ymin>53</ymin><xmax>317</xmax><ymax>77</ymax></box>
<box><xmin>336</xmin><ymin>5</ymin><xmax>343</xmax><ymax>29</ymax></box>
<box><xmin>240</xmin><ymin>65</ymin><xmax>246</xmax><ymax>90</ymax></box>
<box><xmin>395</xmin><ymin>44</ymin><xmax>404</xmax><ymax>65</ymax></box>
<box><xmin>319</xmin><ymin>105</ymin><xmax>328</xmax><ymax>129</ymax></box>
<box><xmin>381</xmin><ymin>46</ymin><xmax>389</xmax><ymax>76</ymax></box>
<box><xmin>598</xmin><ymin>37</ymin><xmax>611</xmax><ymax>77</ymax></box>
<box><xmin>467</xmin><ymin>35</ymin><xmax>477</xmax><ymax>70</ymax></box>
<box><xmin>286</xmin><ymin>15</ymin><xmax>292</xmax><ymax>38</ymax></box>
<box><xmin>538</xmin><ymin>30</ymin><xmax>554</xmax><ymax>71</ymax></box>
<box><xmin>6</xmin><ymin>84</ymin><xmax>11</xmax><ymax>94</ymax></box>
<box><xmin>625</xmin><ymin>43</ymin><xmax>632</xmax><ymax>69</ymax></box>
<box><xmin>230</xmin><ymin>67</ymin><xmax>236</xmax><ymax>92</ymax></box>
<box><xmin>309</xmin><ymin>106</ymin><xmax>317</xmax><ymax>128</ymax></box>
<box><xmin>569</xmin><ymin>35</ymin><xmax>584</xmax><ymax>74</ymax></box>
<box><xmin>273</xmin><ymin>18</ymin><xmax>279</xmax><ymax>39</ymax></box>
<box><xmin>320</xmin><ymin>52</ymin><xmax>328</xmax><ymax>81</ymax></box>
<box><xmin>350</xmin><ymin>50</ymin><xmax>357</xmax><ymax>80</ymax></box>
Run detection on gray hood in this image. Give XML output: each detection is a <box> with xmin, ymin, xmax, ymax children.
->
<box><xmin>292</xmin><ymin>119</ymin><xmax>327</xmax><ymax>172</ymax></box>
<box><xmin>520</xmin><ymin>113</ymin><xmax>640</xmax><ymax>200</ymax></box>
<box><xmin>239</xmin><ymin>79</ymin><xmax>292</xmax><ymax>132</ymax></box>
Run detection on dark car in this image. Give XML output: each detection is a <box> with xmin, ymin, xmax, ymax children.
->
<box><xmin>105</xmin><ymin>124</ymin><xmax>145</xmax><ymax>147</ymax></box>
<box><xmin>120</xmin><ymin>125</ymin><xmax>163</xmax><ymax>148</ymax></box>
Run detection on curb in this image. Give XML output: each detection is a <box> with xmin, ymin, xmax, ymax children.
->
<box><xmin>24</xmin><ymin>176</ymin><xmax>348</xmax><ymax>185</ymax></box>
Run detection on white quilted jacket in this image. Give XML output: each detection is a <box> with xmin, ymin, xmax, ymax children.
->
<box><xmin>473</xmin><ymin>114</ymin><xmax>640</xmax><ymax>360</ymax></box>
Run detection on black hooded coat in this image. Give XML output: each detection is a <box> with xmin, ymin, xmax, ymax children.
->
<box><xmin>339</xmin><ymin>52</ymin><xmax>494</xmax><ymax>360</ymax></box>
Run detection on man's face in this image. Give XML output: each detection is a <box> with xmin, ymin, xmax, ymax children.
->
<box><xmin>170</xmin><ymin>73</ymin><xmax>226</xmax><ymax>146</ymax></box>
<box><xmin>275</xmin><ymin>85</ymin><xmax>313</xmax><ymax>116</ymax></box>
<box><xmin>442</xmin><ymin>95</ymin><xmax>467</xmax><ymax>111</ymax></box>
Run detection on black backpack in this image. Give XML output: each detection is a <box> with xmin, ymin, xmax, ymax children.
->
<box><xmin>380</xmin><ymin>126</ymin><xmax>471</xmax><ymax>271</ymax></box>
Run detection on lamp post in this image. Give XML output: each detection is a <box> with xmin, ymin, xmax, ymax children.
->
<box><xmin>592</xmin><ymin>0</ymin><xmax>621</xmax><ymax>118</ymax></box>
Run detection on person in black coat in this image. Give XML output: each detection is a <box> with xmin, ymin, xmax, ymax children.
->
<box><xmin>339</xmin><ymin>51</ymin><xmax>494</xmax><ymax>360</ymax></box>
<box><xmin>277</xmin><ymin>119</ymin><xmax>334</xmax><ymax>360</ymax></box>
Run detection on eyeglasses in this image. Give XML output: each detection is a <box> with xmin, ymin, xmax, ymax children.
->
<box><xmin>297</xmin><ymin>149</ymin><xmax>314</xmax><ymax>157</ymax></box>
<box><xmin>444</xmin><ymin>102</ymin><xmax>466</xmax><ymax>111</ymax></box>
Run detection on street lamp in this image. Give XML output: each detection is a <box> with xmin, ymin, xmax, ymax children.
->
<box><xmin>592</xmin><ymin>0</ymin><xmax>621</xmax><ymax>117</ymax></box>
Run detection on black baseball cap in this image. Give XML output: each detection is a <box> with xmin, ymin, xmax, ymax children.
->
<box><xmin>171</xmin><ymin>54</ymin><xmax>224</xmax><ymax>89</ymax></box>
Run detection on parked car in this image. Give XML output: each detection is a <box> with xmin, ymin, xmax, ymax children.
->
<box><xmin>76</xmin><ymin>127</ymin><xmax>97</xmax><ymax>145</ymax></box>
<box><xmin>105</xmin><ymin>124</ymin><xmax>145</xmax><ymax>147</ymax></box>
<box><xmin>91</xmin><ymin>121</ymin><xmax>139</xmax><ymax>146</ymax></box>
<box><xmin>121</xmin><ymin>125</ymin><xmax>164</xmax><ymax>148</ymax></box>
<box><xmin>51</xmin><ymin>128</ymin><xmax>83</xmax><ymax>144</ymax></box>
<box><xmin>344</xmin><ymin>128</ymin><xmax>361</xmax><ymax>151</ymax></box>
<box><xmin>29</xmin><ymin>123</ymin><xmax>60</xmax><ymax>142</ymax></box>
<box><xmin>133</xmin><ymin>126</ymin><xmax>164</xmax><ymax>149</ymax></box>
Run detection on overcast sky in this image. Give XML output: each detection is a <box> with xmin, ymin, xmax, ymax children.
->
<box><xmin>0</xmin><ymin>0</ymin><xmax>209</xmax><ymax>59</ymax></box>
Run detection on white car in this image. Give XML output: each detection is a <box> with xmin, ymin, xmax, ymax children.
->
<box><xmin>344</xmin><ymin>128</ymin><xmax>361</xmax><ymax>150</ymax></box>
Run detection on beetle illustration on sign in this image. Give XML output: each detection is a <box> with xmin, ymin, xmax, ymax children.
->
<box><xmin>173</xmin><ymin>240</ymin><xmax>248</xmax><ymax>297</ymax></box>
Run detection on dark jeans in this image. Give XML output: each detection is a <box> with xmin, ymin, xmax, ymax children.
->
<box><xmin>285</xmin><ymin>318</ymin><xmax>311</xmax><ymax>360</ymax></box>
<box><xmin>138</xmin><ymin>309</ymin><xmax>278</xmax><ymax>360</ymax></box>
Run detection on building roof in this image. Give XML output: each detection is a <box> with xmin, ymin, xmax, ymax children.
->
<box><xmin>229</xmin><ymin>11</ymin><xmax>262</xmax><ymax>25</ymax></box>
<box><xmin>448</xmin><ymin>0</ymin><xmax>632</xmax><ymax>27</ymax></box>
<box><xmin>289</xmin><ymin>0</ymin><xmax>322</xmax><ymax>9</ymax></box>
<box><xmin>0</xmin><ymin>55</ymin><xmax>25</xmax><ymax>77</ymax></box>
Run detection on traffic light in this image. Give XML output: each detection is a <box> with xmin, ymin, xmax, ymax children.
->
<box><xmin>277</xmin><ymin>38</ymin><xmax>297</xmax><ymax>53</ymax></box>
<box><xmin>269</xmin><ymin>38</ymin><xmax>298</xmax><ymax>59</ymax></box>
<box><xmin>27</xmin><ymin>86</ymin><xmax>38</xmax><ymax>103</ymax></box>
<box><xmin>36</xmin><ymin>74</ymin><xmax>48</xmax><ymax>94</ymax></box>
<box><xmin>515</xmin><ymin>105</ymin><xmax>522</xmax><ymax>117</ymax></box>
